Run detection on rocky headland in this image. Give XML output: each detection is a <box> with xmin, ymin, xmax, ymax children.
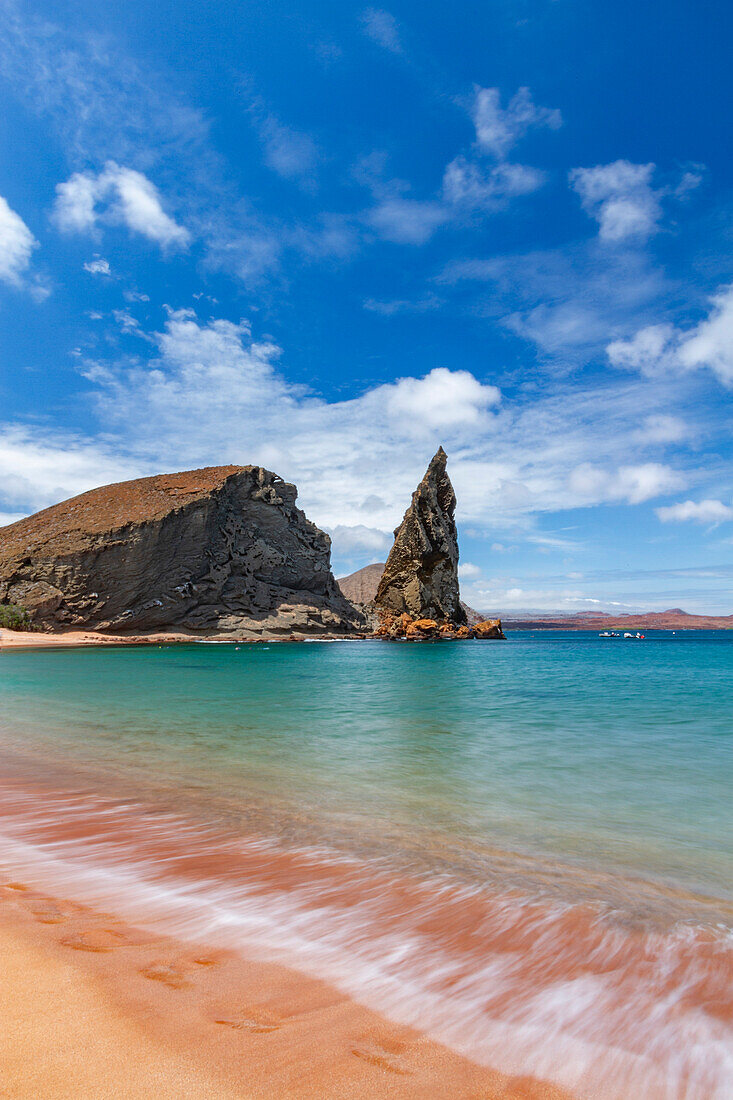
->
<box><xmin>0</xmin><ymin>465</ymin><xmax>365</xmax><ymax>637</ymax></box>
<box><xmin>340</xmin><ymin>447</ymin><xmax>504</xmax><ymax>641</ymax></box>
<box><xmin>375</xmin><ymin>447</ymin><xmax>466</xmax><ymax>626</ymax></box>
<box><xmin>0</xmin><ymin>451</ymin><xmax>506</xmax><ymax>643</ymax></box>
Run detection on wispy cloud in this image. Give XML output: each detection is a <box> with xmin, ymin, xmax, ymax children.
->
<box><xmin>363</xmin><ymin>294</ymin><xmax>441</xmax><ymax>315</ymax></box>
<box><xmin>0</xmin><ymin>2</ymin><xmax>211</xmax><ymax>170</ymax></box>
<box><xmin>442</xmin><ymin>158</ymin><xmax>544</xmax><ymax>210</ymax></box>
<box><xmin>360</xmin><ymin>9</ymin><xmax>402</xmax><ymax>54</ymax></box>
<box><xmin>258</xmin><ymin>116</ymin><xmax>319</xmax><ymax>182</ymax></box>
<box><xmin>471</xmin><ymin>86</ymin><xmax>561</xmax><ymax>159</ymax></box>
<box><xmin>441</xmin><ymin>243</ymin><xmax>668</xmax><ymax>371</ymax></box>
<box><xmin>366</xmin><ymin>196</ymin><xmax>448</xmax><ymax>244</ymax></box>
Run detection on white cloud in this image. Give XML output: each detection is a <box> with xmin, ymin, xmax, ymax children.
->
<box><xmin>83</xmin><ymin>257</ymin><xmax>111</xmax><ymax>276</ymax></box>
<box><xmin>360</xmin><ymin>9</ymin><xmax>401</xmax><ymax>53</ymax></box>
<box><xmin>54</xmin><ymin>162</ymin><xmax>190</xmax><ymax>250</ymax></box>
<box><xmin>54</xmin><ymin>173</ymin><xmax>99</xmax><ymax>234</ymax></box>
<box><xmin>458</xmin><ymin>582</ymin><xmax>634</xmax><ymax>614</ymax></box>
<box><xmin>443</xmin><ymin>157</ymin><xmax>544</xmax><ymax>209</ymax></box>
<box><xmin>380</xmin><ymin>368</ymin><xmax>500</xmax><ymax>429</ymax></box>
<box><xmin>568</xmin><ymin>462</ymin><xmax>684</xmax><ymax>505</ymax></box>
<box><xmin>0</xmin><ymin>425</ymin><xmax>142</xmax><ymax>514</ymax></box>
<box><xmin>635</xmin><ymin>414</ymin><xmax>688</xmax><ymax>445</ymax></box>
<box><xmin>471</xmin><ymin>86</ymin><xmax>561</xmax><ymax>159</ymax></box>
<box><xmin>458</xmin><ymin>562</ymin><xmax>482</xmax><ymax>579</ymax></box>
<box><xmin>0</xmin><ymin>511</ymin><xmax>26</xmax><ymax>527</ymax></box>
<box><xmin>677</xmin><ymin>285</ymin><xmax>733</xmax><ymax>385</ymax></box>
<box><xmin>0</xmin><ymin>195</ymin><xmax>38</xmax><ymax>286</ymax></box>
<box><xmin>1</xmin><ymin>311</ymin><xmax>696</xmax><ymax>569</ymax></box>
<box><xmin>607</xmin><ymin>323</ymin><xmax>677</xmax><ymax>375</ymax></box>
<box><xmin>656</xmin><ymin>499</ymin><xmax>733</xmax><ymax>524</ymax></box>
<box><xmin>570</xmin><ymin>161</ymin><xmax>661</xmax><ymax>242</ymax></box>
<box><xmin>111</xmin><ymin>165</ymin><xmax>189</xmax><ymax>248</ymax></box>
<box><xmin>366</xmin><ymin>198</ymin><xmax>448</xmax><ymax>244</ymax></box>
<box><xmin>327</xmin><ymin>525</ymin><xmax>391</xmax><ymax>555</ymax></box>
<box><xmin>607</xmin><ymin>285</ymin><xmax>733</xmax><ymax>387</ymax></box>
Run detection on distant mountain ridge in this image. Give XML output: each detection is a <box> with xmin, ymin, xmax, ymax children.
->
<box><xmin>504</xmin><ymin>609</ymin><xmax>733</xmax><ymax>630</ymax></box>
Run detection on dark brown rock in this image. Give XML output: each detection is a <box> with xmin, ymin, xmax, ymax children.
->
<box><xmin>375</xmin><ymin>447</ymin><xmax>466</xmax><ymax>625</ymax></box>
<box><xmin>0</xmin><ymin>465</ymin><xmax>365</xmax><ymax>636</ymax></box>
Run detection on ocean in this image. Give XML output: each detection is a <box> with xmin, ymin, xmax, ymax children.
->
<box><xmin>1</xmin><ymin>631</ymin><xmax>731</xmax><ymax>1097</ymax></box>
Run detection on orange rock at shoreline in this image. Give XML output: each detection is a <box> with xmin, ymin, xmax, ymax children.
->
<box><xmin>474</xmin><ymin>619</ymin><xmax>506</xmax><ymax>640</ymax></box>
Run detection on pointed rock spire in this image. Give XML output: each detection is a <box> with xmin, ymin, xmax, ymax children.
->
<box><xmin>375</xmin><ymin>446</ymin><xmax>466</xmax><ymax>624</ymax></box>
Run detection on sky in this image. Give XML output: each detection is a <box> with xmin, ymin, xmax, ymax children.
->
<box><xmin>1</xmin><ymin>0</ymin><xmax>732</xmax><ymax>614</ymax></box>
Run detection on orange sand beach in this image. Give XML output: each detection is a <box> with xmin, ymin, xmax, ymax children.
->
<box><xmin>0</xmin><ymin>628</ymin><xmax>196</xmax><ymax>650</ymax></box>
<box><xmin>0</xmin><ymin>880</ymin><xmax>570</xmax><ymax>1100</ymax></box>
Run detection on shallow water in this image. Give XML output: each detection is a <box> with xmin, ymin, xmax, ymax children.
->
<box><xmin>1</xmin><ymin>632</ymin><xmax>732</xmax><ymax>1096</ymax></box>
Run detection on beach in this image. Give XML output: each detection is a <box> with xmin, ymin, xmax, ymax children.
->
<box><xmin>1</xmin><ymin>633</ymin><xmax>731</xmax><ymax>1097</ymax></box>
<box><xmin>0</xmin><ymin>880</ymin><xmax>569</xmax><ymax>1099</ymax></box>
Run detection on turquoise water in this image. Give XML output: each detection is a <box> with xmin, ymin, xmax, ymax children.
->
<box><xmin>1</xmin><ymin>631</ymin><xmax>732</xmax><ymax>898</ymax></box>
<box><xmin>1</xmin><ymin>632</ymin><xmax>732</xmax><ymax>1097</ymax></box>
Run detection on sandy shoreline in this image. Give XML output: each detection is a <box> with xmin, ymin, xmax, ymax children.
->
<box><xmin>0</xmin><ymin>878</ymin><xmax>570</xmax><ymax>1099</ymax></box>
<box><xmin>0</xmin><ymin>628</ymin><xmax>357</xmax><ymax>650</ymax></box>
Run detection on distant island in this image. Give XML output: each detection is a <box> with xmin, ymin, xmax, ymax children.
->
<box><xmin>338</xmin><ymin>567</ymin><xmax>733</xmax><ymax>631</ymax></box>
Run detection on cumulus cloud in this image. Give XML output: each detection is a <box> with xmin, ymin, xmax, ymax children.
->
<box><xmin>656</xmin><ymin>499</ymin><xmax>733</xmax><ymax>524</ymax></box>
<box><xmin>458</xmin><ymin>562</ymin><xmax>482</xmax><ymax>579</ymax></box>
<box><xmin>0</xmin><ymin>195</ymin><xmax>38</xmax><ymax>286</ymax></box>
<box><xmin>471</xmin><ymin>86</ymin><xmax>561</xmax><ymax>160</ymax></box>
<box><xmin>54</xmin><ymin>162</ymin><xmax>190</xmax><ymax>250</ymax></box>
<box><xmin>360</xmin><ymin>8</ymin><xmax>401</xmax><ymax>53</ymax></box>
<box><xmin>608</xmin><ymin>285</ymin><xmax>733</xmax><ymax>387</ymax></box>
<box><xmin>569</xmin><ymin>160</ymin><xmax>661</xmax><ymax>242</ymax></box>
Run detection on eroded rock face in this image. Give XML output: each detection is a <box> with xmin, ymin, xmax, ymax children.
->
<box><xmin>0</xmin><ymin>465</ymin><xmax>364</xmax><ymax>636</ymax></box>
<box><xmin>375</xmin><ymin>447</ymin><xmax>466</xmax><ymax>625</ymax></box>
<box><xmin>373</xmin><ymin>611</ymin><xmax>504</xmax><ymax>640</ymax></box>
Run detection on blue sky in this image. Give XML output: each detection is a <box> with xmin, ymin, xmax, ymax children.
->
<box><xmin>1</xmin><ymin>0</ymin><xmax>732</xmax><ymax>613</ymax></box>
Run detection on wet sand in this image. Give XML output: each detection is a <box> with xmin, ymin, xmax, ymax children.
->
<box><xmin>0</xmin><ymin>880</ymin><xmax>570</xmax><ymax>1099</ymax></box>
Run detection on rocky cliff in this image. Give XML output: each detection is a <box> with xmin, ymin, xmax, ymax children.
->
<box><xmin>0</xmin><ymin>465</ymin><xmax>364</xmax><ymax>636</ymax></box>
<box><xmin>375</xmin><ymin>447</ymin><xmax>466</xmax><ymax>625</ymax></box>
